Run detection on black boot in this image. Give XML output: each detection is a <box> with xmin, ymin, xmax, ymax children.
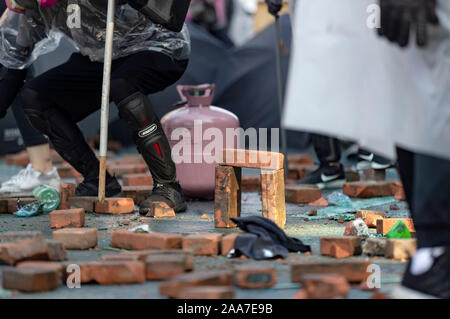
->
<box><xmin>23</xmin><ymin>105</ymin><xmax>123</xmax><ymax>198</ymax></box>
<box><xmin>117</xmin><ymin>92</ymin><xmax>187</xmax><ymax>213</ymax></box>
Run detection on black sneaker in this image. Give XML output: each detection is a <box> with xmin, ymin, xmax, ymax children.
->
<box><xmin>139</xmin><ymin>182</ymin><xmax>187</xmax><ymax>215</ymax></box>
<box><xmin>392</xmin><ymin>247</ymin><xmax>450</xmax><ymax>299</ymax></box>
<box><xmin>296</xmin><ymin>164</ymin><xmax>346</xmax><ymax>189</ymax></box>
<box><xmin>76</xmin><ymin>176</ymin><xmax>123</xmax><ymax>198</ymax></box>
<box><xmin>357</xmin><ymin>151</ymin><xmax>393</xmax><ymax>170</ymax></box>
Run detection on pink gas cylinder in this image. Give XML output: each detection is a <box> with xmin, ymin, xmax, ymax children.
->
<box><xmin>161</xmin><ymin>84</ymin><xmax>240</xmax><ymax>200</ymax></box>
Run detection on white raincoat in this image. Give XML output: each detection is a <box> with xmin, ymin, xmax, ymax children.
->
<box><xmin>283</xmin><ymin>0</ymin><xmax>450</xmax><ymax>161</ymax></box>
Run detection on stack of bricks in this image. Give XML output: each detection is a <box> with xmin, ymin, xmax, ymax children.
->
<box><xmin>214</xmin><ymin>149</ymin><xmax>286</xmax><ymax>229</ymax></box>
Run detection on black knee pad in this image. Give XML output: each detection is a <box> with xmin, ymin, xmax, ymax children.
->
<box><xmin>117</xmin><ymin>91</ymin><xmax>159</xmax><ymax>133</ymax></box>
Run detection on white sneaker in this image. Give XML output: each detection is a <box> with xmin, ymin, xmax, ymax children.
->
<box><xmin>0</xmin><ymin>164</ymin><xmax>61</xmax><ymax>195</ymax></box>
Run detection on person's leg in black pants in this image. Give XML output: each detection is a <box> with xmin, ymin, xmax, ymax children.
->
<box><xmin>394</xmin><ymin>147</ymin><xmax>450</xmax><ymax>298</ymax></box>
<box><xmin>297</xmin><ymin>133</ymin><xmax>346</xmax><ymax>189</ymax></box>
<box><xmin>20</xmin><ymin>52</ymin><xmax>188</xmax><ymax>212</ymax></box>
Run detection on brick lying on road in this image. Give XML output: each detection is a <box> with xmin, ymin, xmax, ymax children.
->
<box><xmin>95</xmin><ymin>198</ymin><xmax>135</xmax><ymax>214</ymax></box>
<box><xmin>145</xmin><ymin>253</ymin><xmax>189</xmax><ymax>280</ymax></box>
<box><xmin>182</xmin><ymin>233</ymin><xmax>222</xmax><ymax>256</ymax></box>
<box><xmin>63</xmin><ymin>261</ymin><xmax>145</xmax><ymax>285</ymax></box>
<box><xmin>160</xmin><ymin>271</ymin><xmax>233</xmax><ymax>298</ymax></box>
<box><xmin>298</xmin><ymin>273</ymin><xmax>350</xmax><ymax>299</ymax></box>
<box><xmin>0</xmin><ymin>231</ymin><xmax>44</xmax><ymax>243</ymax></box>
<box><xmin>59</xmin><ymin>183</ymin><xmax>77</xmax><ymax>210</ymax></box>
<box><xmin>46</xmin><ymin>240</ymin><xmax>67</xmax><ymax>261</ymax></box>
<box><xmin>50</xmin><ymin>208</ymin><xmax>85</xmax><ymax>229</ymax></box>
<box><xmin>52</xmin><ymin>228</ymin><xmax>98</xmax><ymax>250</ymax></box>
<box><xmin>233</xmin><ymin>266</ymin><xmax>277</xmax><ymax>289</ymax></box>
<box><xmin>111</xmin><ymin>230</ymin><xmax>182</xmax><ymax>250</ymax></box>
<box><xmin>175</xmin><ymin>286</ymin><xmax>234</xmax><ymax>299</ymax></box>
<box><xmin>285</xmin><ymin>184</ymin><xmax>322</xmax><ymax>204</ymax></box>
<box><xmin>2</xmin><ymin>267</ymin><xmax>60</xmax><ymax>292</ymax></box>
<box><xmin>6</xmin><ymin>198</ymin><xmax>35</xmax><ymax>213</ymax></box>
<box><xmin>0</xmin><ymin>237</ymin><xmax>48</xmax><ymax>265</ymax></box>
<box><xmin>385</xmin><ymin>239</ymin><xmax>417</xmax><ymax>260</ymax></box>
<box><xmin>355</xmin><ymin>210</ymin><xmax>386</xmax><ymax>228</ymax></box>
<box><xmin>291</xmin><ymin>259</ymin><xmax>371</xmax><ymax>283</ymax></box>
<box><xmin>320</xmin><ymin>236</ymin><xmax>362</xmax><ymax>258</ymax></box>
<box><xmin>145</xmin><ymin>202</ymin><xmax>176</xmax><ymax>218</ymax></box>
<box><xmin>343</xmin><ymin>181</ymin><xmax>395</xmax><ymax>198</ymax></box>
<box><xmin>376</xmin><ymin>218</ymin><xmax>415</xmax><ymax>235</ymax></box>
<box><xmin>0</xmin><ymin>199</ymin><xmax>8</xmax><ymax>214</ymax></box>
<box><xmin>68</xmin><ymin>196</ymin><xmax>97</xmax><ymax>212</ymax></box>
<box><xmin>122</xmin><ymin>173</ymin><xmax>153</xmax><ymax>187</ymax></box>
<box><xmin>16</xmin><ymin>261</ymin><xmax>64</xmax><ymax>281</ymax></box>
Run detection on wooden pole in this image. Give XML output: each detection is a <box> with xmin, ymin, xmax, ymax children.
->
<box><xmin>98</xmin><ymin>0</ymin><xmax>115</xmax><ymax>203</ymax></box>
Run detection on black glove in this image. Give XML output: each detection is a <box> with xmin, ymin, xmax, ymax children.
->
<box><xmin>378</xmin><ymin>0</ymin><xmax>439</xmax><ymax>47</ymax></box>
<box><xmin>265</xmin><ymin>0</ymin><xmax>283</xmax><ymax>17</ymax></box>
<box><xmin>0</xmin><ymin>67</ymin><xmax>28</xmax><ymax>119</ymax></box>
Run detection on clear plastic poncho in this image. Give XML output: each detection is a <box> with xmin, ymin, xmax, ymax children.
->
<box><xmin>0</xmin><ymin>0</ymin><xmax>190</xmax><ymax>70</ymax></box>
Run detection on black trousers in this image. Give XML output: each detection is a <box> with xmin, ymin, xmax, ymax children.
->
<box><xmin>397</xmin><ymin>147</ymin><xmax>450</xmax><ymax>248</ymax></box>
<box><xmin>21</xmin><ymin>51</ymin><xmax>188</xmax><ymax>122</ymax></box>
<box><xmin>312</xmin><ymin>133</ymin><xmax>341</xmax><ymax>166</ymax></box>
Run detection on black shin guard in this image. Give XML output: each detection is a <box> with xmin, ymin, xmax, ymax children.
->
<box><xmin>23</xmin><ymin>107</ymin><xmax>106</xmax><ymax>182</ymax></box>
<box><xmin>117</xmin><ymin>92</ymin><xmax>177</xmax><ymax>185</ymax></box>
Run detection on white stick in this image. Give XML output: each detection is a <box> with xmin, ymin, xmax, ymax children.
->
<box><xmin>98</xmin><ymin>0</ymin><xmax>116</xmax><ymax>203</ymax></box>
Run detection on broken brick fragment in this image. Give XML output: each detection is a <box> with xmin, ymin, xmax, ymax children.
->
<box><xmin>59</xmin><ymin>183</ymin><xmax>77</xmax><ymax>210</ymax></box>
<box><xmin>308</xmin><ymin>197</ymin><xmax>328</xmax><ymax>207</ymax></box>
<box><xmin>52</xmin><ymin>228</ymin><xmax>98</xmax><ymax>250</ymax></box>
<box><xmin>182</xmin><ymin>233</ymin><xmax>222</xmax><ymax>256</ymax></box>
<box><xmin>285</xmin><ymin>184</ymin><xmax>322</xmax><ymax>204</ymax></box>
<box><xmin>95</xmin><ymin>198</ymin><xmax>135</xmax><ymax>214</ymax></box>
<box><xmin>50</xmin><ymin>208</ymin><xmax>85</xmax><ymax>229</ymax></box>
<box><xmin>122</xmin><ymin>186</ymin><xmax>153</xmax><ymax>205</ymax></box>
<box><xmin>291</xmin><ymin>259</ymin><xmax>370</xmax><ymax>283</ymax></box>
<box><xmin>320</xmin><ymin>236</ymin><xmax>362</xmax><ymax>258</ymax></box>
<box><xmin>385</xmin><ymin>239</ymin><xmax>417</xmax><ymax>260</ymax></box>
<box><xmin>159</xmin><ymin>271</ymin><xmax>233</xmax><ymax>298</ymax></box>
<box><xmin>234</xmin><ymin>266</ymin><xmax>277</xmax><ymax>289</ymax></box>
<box><xmin>343</xmin><ymin>219</ymin><xmax>369</xmax><ymax>238</ymax></box>
<box><xmin>214</xmin><ymin>165</ymin><xmax>241</xmax><ymax>228</ymax></box>
<box><xmin>46</xmin><ymin>239</ymin><xmax>67</xmax><ymax>261</ymax></box>
<box><xmin>2</xmin><ymin>267</ymin><xmax>60</xmax><ymax>292</ymax></box>
<box><xmin>145</xmin><ymin>202</ymin><xmax>176</xmax><ymax>218</ymax></box>
<box><xmin>299</xmin><ymin>273</ymin><xmax>350</xmax><ymax>299</ymax></box>
<box><xmin>111</xmin><ymin>230</ymin><xmax>182</xmax><ymax>250</ymax></box>
<box><xmin>355</xmin><ymin>210</ymin><xmax>386</xmax><ymax>228</ymax></box>
<box><xmin>220</xmin><ymin>233</ymin><xmax>242</xmax><ymax>256</ymax></box>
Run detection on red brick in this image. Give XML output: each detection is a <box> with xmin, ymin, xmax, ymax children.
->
<box><xmin>0</xmin><ymin>238</ymin><xmax>48</xmax><ymax>265</ymax></box>
<box><xmin>16</xmin><ymin>261</ymin><xmax>64</xmax><ymax>281</ymax></box>
<box><xmin>291</xmin><ymin>289</ymin><xmax>308</xmax><ymax>299</ymax></box>
<box><xmin>356</xmin><ymin>210</ymin><xmax>386</xmax><ymax>228</ymax></box>
<box><xmin>343</xmin><ymin>219</ymin><xmax>369</xmax><ymax>238</ymax></box>
<box><xmin>320</xmin><ymin>237</ymin><xmax>362</xmax><ymax>258</ymax></box>
<box><xmin>122</xmin><ymin>186</ymin><xmax>153</xmax><ymax>205</ymax></box>
<box><xmin>0</xmin><ymin>199</ymin><xmax>8</xmax><ymax>214</ymax></box>
<box><xmin>343</xmin><ymin>181</ymin><xmax>394</xmax><ymax>198</ymax></box>
<box><xmin>288</xmin><ymin>164</ymin><xmax>318</xmax><ymax>180</ymax></box>
<box><xmin>299</xmin><ymin>273</ymin><xmax>350</xmax><ymax>299</ymax></box>
<box><xmin>363</xmin><ymin>238</ymin><xmax>387</xmax><ymax>256</ymax></box>
<box><xmin>214</xmin><ymin>165</ymin><xmax>241</xmax><ymax>228</ymax></box>
<box><xmin>241</xmin><ymin>176</ymin><xmax>261</xmax><ymax>192</ymax></box>
<box><xmin>116</xmin><ymin>155</ymin><xmax>146</xmax><ymax>165</ymax></box>
<box><xmin>291</xmin><ymin>259</ymin><xmax>370</xmax><ymax>283</ymax></box>
<box><xmin>159</xmin><ymin>271</ymin><xmax>233</xmax><ymax>298</ymax></box>
<box><xmin>385</xmin><ymin>239</ymin><xmax>417</xmax><ymax>260</ymax></box>
<box><xmin>345</xmin><ymin>170</ymin><xmax>360</xmax><ymax>182</ymax></box>
<box><xmin>52</xmin><ymin>228</ymin><xmax>98</xmax><ymax>250</ymax></box>
<box><xmin>285</xmin><ymin>184</ymin><xmax>322</xmax><ymax>204</ymax></box>
<box><xmin>145</xmin><ymin>253</ymin><xmax>188</xmax><ymax>280</ymax></box>
<box><xmin>234</xmin><ymin>266</ymin><xmax>277</xmax><ymax>289</ymax></box>
<box><xmin>59</xmin><ymin>183</ymin><xmax>77</xmax><ymax>210</ymax></box>
<box><xmin>122</xmin><ymin>173</ymin><xmax>153</xmax><ymax>187</ymax></box>
<box><xmin>261</xmin><ymin>169</ymin><xmax>286</xmax><ymax>229</ymax></box>
<box><xmin>68</xmin><ymin>196</ymin><xmax>97</xmax><ymax>212</ymax></box>
<box><xmin>50</xmin><ymin>208</ymin><xmax>85</xmax><ymax>229</ymax></box>
<box><xmin>370</xmin><ymin>292</ymin><xmax>390</xmax><ymax>299</ymax></box>
<box><xmin>175</xmin><ymin>286</ymin><xmax>234</xmax><ymax>299</ymax></box>
<box><xmin>0</xmin><ymin>231</ymin><xmax>44</xmax><ymax>243</ymax></box>
<box><xmin>221</xmin><ymin>149</ymin><xmax>284</xmax><ymax>170</ymax></box>
<box><xmin>220</xmin><ymin>233</ymin><xmax>242</xmax><ymax>256</ymax></box>
<box><xmin>182</xmin><ymin>233</ymin><xmax>222</xmax><ymax>256</ymax></box>
<box><xmin>2</xmin><ymin>267</ymin><xmax>60</xmax><ymax>292</ymax></box>
<box><xmin>308</xmin><ymin>197</ymin><xmax>328</xmax><ymax>207</ymax></box>
<box><xmin>144</xmin><ymin>202</ymin><xmax>176</xmax><ymax>218</ymax></box>
<box><xmin>376</xmin><ymin>218</ymin><xmax>415</xmax><ymax>235</ymax></box>
<box><xmin>390</xmin><ymin>181</ymin><xmax>406</xmax><ymax>200</ymax></box>
<box><xmin>64</xmin><ymin>261</ymin><xmax>145</xmax><ymax>285</ymax></box>
<box><xmin>56</xmin><ymin>163</ymin><xmax>82</xmax><ymax>178</ymax></box>
<box><xmin>287</xmin><ymin>154</ymin><xmax>314</xmax><ymax>166</ymax></box>
<box><xmin>46</xmin><ymin>240</ymin><xmax>67</xmax><ymax>261</ymax></box>
<box><xmin>111</xmin><ymin>230</ymin><xmax>182</xmax><ymax>250</ymax></box>
<box><xmin>95</xmin><ymin>198</ymin><xmax>135</xmax><ymax>214</ymax></box>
